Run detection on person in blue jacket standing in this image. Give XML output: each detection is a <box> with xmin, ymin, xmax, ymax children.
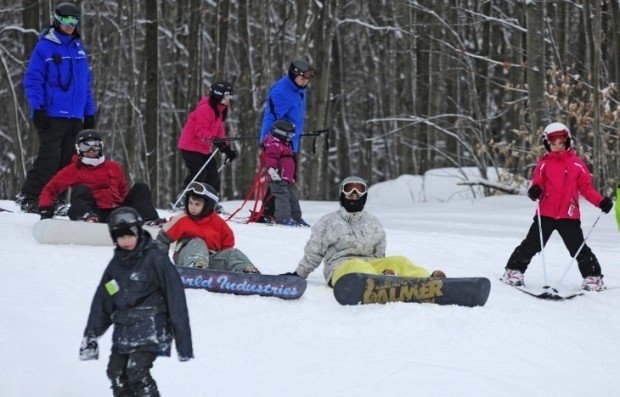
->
<box><xmin>17</xmin><ymin>2</ymin><xmax>96</xmax><ymax>213</ymax></box>
<box><xmin>258</xmin><ymin>59</ymin><xmax>314</xmax><ymax>222</ymax></box>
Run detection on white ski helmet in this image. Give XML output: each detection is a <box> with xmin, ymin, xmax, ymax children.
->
<box><xmin>542</xmin><ymin>122</ymin><xmax>571</xmax><ymax>151</ymax></box>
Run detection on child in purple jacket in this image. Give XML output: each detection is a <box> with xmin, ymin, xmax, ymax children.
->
<box><xmin>263</xmin><ymin>120</ymin><xmax>307</xmax><ymax>226</ymax></box>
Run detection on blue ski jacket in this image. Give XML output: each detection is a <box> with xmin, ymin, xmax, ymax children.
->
<box><xmin>23</xmin><ymin>28</ymin><xmax>96</xmax><ymax>119</ymax></box>
<box><xmin>260</xmin><ymin>76</ymin><xmax>307</xmax><ymax>153</ymax></box>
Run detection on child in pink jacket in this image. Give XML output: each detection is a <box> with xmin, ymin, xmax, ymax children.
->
<box><xmin>502</xmin><ymin>122</ymin><xmax>613</xmax><ymax>291</ymax></box>
<box><xmin>263</xmin><ymin>120</ymin><xmax>306</xmax><ymax>226</ymax></box>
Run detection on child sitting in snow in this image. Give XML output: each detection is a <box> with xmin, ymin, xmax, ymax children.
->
<box><xmin>281</xmin><ymin>176</ymin><xmax>445</xmax><ymax>286</ymax></box>
<box><xmin>501</xmin><ymin>122</ymin><xmax>613</xmax><ymax>291</ymax></box>
<box><xmin>79</xmin><ymin>207</ymin><xmax>193</xmax><ymax>396</ymax></box>
<box><xmin>263</xmin><ymin>120</ymin><xmax>308</xmax><ymax>226</ymax></box>
<box><xmin>156</xmin><ymin>182</ymin><xmax>260</xmax><ymax>273</ymax></box>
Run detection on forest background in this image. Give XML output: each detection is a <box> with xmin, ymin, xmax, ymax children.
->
<box><xmin>1</xmin><ymin>0</ymin><xmax>619</xmax><ymax>206</ymax></box>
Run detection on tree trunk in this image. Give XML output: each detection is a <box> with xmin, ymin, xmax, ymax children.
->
<box><xmin>525</xmin><ymin>0</ymin><xmax>547</xmax><ymax>135</ymax></box>
<box><xmin>145</xmin><ymin>0</ymin><xmax>159</xmax><ymax>200</ymax></box>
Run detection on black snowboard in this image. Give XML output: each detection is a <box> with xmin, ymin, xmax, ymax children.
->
<box><xmin>333</xmin><ymin>273</ymin><xmax>491</xmax><ymax>307</ymax></box>
<box><xmin>176</xmin><ymin>266</ymin><xmax>307</xmax><ymax>300</ymax></box>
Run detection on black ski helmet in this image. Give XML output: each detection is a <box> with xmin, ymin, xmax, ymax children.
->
<box><xmin>339</xmin><ymin>176</ymin><xmax>368</xmax><ymax>213</ymax></box>
<box><xmin>210</xmin><ymin>81</ymin><xmax>233</xmax><ymax>102</ymax></box>
<box><xmin>53</xmin><ymin>3</ymin><xmax>80</xmax><ymax>29</ymax></box>
<box><xmin>542</xmin><ymin>122</ymin><xmax>571</xmax><ymax>151</ymax></box>
<box><xmin>288</xmin><ymin>59</ymin><xmax>315</xmax><ymax>81</ymax></box>
<box><xmin>184</xmin><ymin>182</ymin><xmax>219</xmax><ymax>220</ymax></box>
<box><xmin>270</xmin><ymin>120</ymin><xmax>295</xmax><ymax>142</ymax></box>
<box><xmin>108</xmin><ymin>207</ymin><xmax>143</xmax><ymax>242</ymax></box>
<box><xmin>75</xmin><ymin>129</ymin><xmax>103</xmax><ymax>158</ymax></box>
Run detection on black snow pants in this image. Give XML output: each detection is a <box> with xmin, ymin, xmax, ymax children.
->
<box><xmin>506</xmin><ymin>216</ymin><xmax>602</xmax><ymax>278</ymax></box>
<box><xmin>180</xmin><ymin>149</ymin><xmax>220</xmax><ymax>194</ymax></box>
<box><xmin>107</xmin><ymin>351</ymin><xmax>159</xmax><ymax>397</ymax></box>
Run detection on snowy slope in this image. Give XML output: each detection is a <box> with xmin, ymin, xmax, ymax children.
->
<box><xmin>0</xmin><ymin>173</ymin><xmax>619</xmax><ymax>397</ymax></box>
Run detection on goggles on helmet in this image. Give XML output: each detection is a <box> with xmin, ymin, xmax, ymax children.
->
<box><xmin>55</xmin><ymin>14</ymin><xmax>79</xmax><ymax>26</ymax></box>
<box><xmin>546</xmin><ymin>131</ymin><xmax>568</xmax><ymax>143</ymax></box>
<box><xmin>78</xmin><ymin>140</ymin><xmax>102</xmax><ymax>152</ymax></box>
<box><xmin>298</xmin><ymin>69</ymin><xmax>315</xmax><ymax>79</ymax></box>
<box><xmin>185</xmin><ymin>182</ymin><xmax>219</xmax><ymax>203</ymax></box>
<box><xmin>109</xmin><ymin>212</ymin><xmax>142</xmax><ymax>230</ymax></box>
<box><xmin>342</xmin><ymin>181</ymin><xmax>367</xmax><ymax>196</ymax></box>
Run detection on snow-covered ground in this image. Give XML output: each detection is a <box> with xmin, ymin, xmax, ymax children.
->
<box><xmin>1</xmin><ymin>171</ymin><xmax>618</xmax><ymax>396</ymax></box>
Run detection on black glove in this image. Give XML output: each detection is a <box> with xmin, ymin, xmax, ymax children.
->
<box><xmin>527</xmin><ymin>185</ymin><xmax>542</xmax><ymax>201</ymax></box>
<box><xmin>599</xmin><ymin>197</ymin><xmax>613</xmax><ymax>214</ymax></box>
<box><xmin>222</xmin><ymin>145</ymin><xmax>237</xmax><ymax>162</ymax></box>
<box><xmin>33</xmin><ymin>109</ymin><xmax>48</xmax><ymax>131</ymax></box>
<box><xmin>79</xmin><ymin>337</ymin><xmax>99</xmax><ymax>361</ymax></box>
<box><xmin>280</xmin><ymin>271</ymin><xmax>301</xmax><ymax>277</ymax></box>
<box><xmin>83</xmin><ymin>115</ymin><xmax>96</xmax><ymax>129</ymax></box>
<box><xmin>39</xmin><ymin>206</ymin><xmax>54</xmax><ymax>220</ymax></box>
<box><xmin>212</xmin><ymin>138</ymin><xmax>228</xmax><ymax>150</ymax></box>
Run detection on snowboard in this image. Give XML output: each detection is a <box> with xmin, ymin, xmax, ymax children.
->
<box><xmin>333</xmin><ymin>273</ymin><xmax>491</xmax><ymax>307</ymax></box>
<box><xmin>33</xmin><ymin>219</ymin><xmax>160</xmax><ymax>246</ymax></box>
<box><xmin>176</xmin><ymin>265</ymin><xmax>307</xmax><ymax>300</ymax></box>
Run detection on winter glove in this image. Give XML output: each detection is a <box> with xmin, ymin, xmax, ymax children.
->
<box><xmin>39</xmin><ymin>206</ymin><xmax>54</xmax><ymax>220</ymax></box>
<box><xmin>33</xmin><ymin>109</ymin><xmax>48</xmax><ymax>131</ymax></box>
<box><xmin>527</xmin><ymin>185</ymin><xmax>542</xmax><ymax>201</ymax></box>
<box><xmin>212</xmin><ymin>138</ymin><xmax>228</xmax><ymax>150</ymax></box>
<box><xmin>222</xmin><ymin>145</ymin><xmax>237</xmax><ymax>162</ymax></box>
<box><xmin>79</xmin><ymin>337</ymin><xmax>99</xmax><ymax>361</ymax></box>
<box><xmin>83</xmin><ymin>115</ymin><xmax>96</xmax><ymax>129</ymax></box>
<box><xmin>599</xmin><ymin>197</ymin><xmax>613</xmax><ymax>214</ymax></box>
<box><xmin>155</xmin><ymin>229</ymin><xmax>174</xmax><ymax>252</ymax></box>
<box><xmin>280</xmin><ymin>271</ymin><xmax>301</xmax><ymax>277</ymax></box>
<box><xmin>267</xmin><ymin>167</ymin><xmax>281</xmax><ymax>182</ymax></box>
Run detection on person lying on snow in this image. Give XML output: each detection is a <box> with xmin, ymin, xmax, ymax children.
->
<box><xmin>38</xmin><ymin>129</ymin><xmax>165</xmax><ymax>225</ymax></box>
<box><xmin>79</xmin><ymin>206</ymin><xmax>193</xmax><ymax>397</ymax></box>
<box><xmin>281</xmin><ymin>176</ymin><xmax>445</xmax><ymax>286</ymax></box>
<box><xmin>155</xmin><ymin>182</ymin><xmax>260</xmax><ymax>274</ymax></box>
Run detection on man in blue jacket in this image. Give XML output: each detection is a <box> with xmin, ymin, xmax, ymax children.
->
<box><xmin>260</xmin><ymin>59</ymin><xmax>314</xmax><ymax>153</ymax></box>
<box><xmin>258</xmin><ymin>59</ymin><xmax>314</xmax><ymax>222</ymax></box>
<box><xmin>17</xmin><ymin>2</ymin><xmax>96</xmax><ymax>213</ymax></box>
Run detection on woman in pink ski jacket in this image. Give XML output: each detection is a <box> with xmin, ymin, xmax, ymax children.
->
<box><xmin>501</xmin><ymin>122</ymin><xmax>613</xmax><ymax>291</ymax></box>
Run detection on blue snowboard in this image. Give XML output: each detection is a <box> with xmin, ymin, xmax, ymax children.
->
<box><xmin>333</xmin><ymin>273</ymin><xmax>491</xmax><ymax>307</ymax></box>
<box><xmin>176</xmin><ymin>266</ymin><xmax>306</xmax><ymax>300</ymax></box>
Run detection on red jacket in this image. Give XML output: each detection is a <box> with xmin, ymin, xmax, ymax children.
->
<box><xmin>39</xmin><ymin>156</ymin><xmax>128</xmax><ymax>208</ymax></box>
<box><xmin>178</xmin><ymin>96</ymin><xmax>226</xmax><ymax>155</ymax></box>
<box><xmin>531</xmin><ymin>149</ymin><xmax>603</xmax><ymax>220</ymax></box>
<box><xmin>165</xmin><ymin>213</ymin><xmax>234</xmax><ymax>252</ymax></box>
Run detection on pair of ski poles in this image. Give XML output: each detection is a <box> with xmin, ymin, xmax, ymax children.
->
<box><xmin>535</xmin><ymin>202</ymin><xmax>604</xmax><ymax>294</ymax></box>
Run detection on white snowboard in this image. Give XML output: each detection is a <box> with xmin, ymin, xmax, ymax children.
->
<box><xmin>33</xmin><ymin>219</ymin><xmax>160</xmax><ymax>246</ymax></box>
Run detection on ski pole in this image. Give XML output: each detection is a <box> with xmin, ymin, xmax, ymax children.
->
<box><xmin>171</xmin><ymin>148</ymin><xmax>220</xmax><ymax>210</ymax></box>
<box><xmin>556</xmin><ymin>212</ymin><xmax>603</xmax><ymax>285</ymax></box>
<box><xmin>536</xmin><ymin>202</ymin><xmax>551</xmax><ymax>290</ymax></box>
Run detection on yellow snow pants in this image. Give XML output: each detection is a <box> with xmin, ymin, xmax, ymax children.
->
<box><xmin>330</xmin><ymin>255</ymin><xmax>430</xmax><ymax>286</ymax></box>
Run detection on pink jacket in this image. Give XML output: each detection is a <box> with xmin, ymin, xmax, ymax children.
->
<box><xmin>531</xmin><ymin>149</ymin><xmax>603</xmax><ymax>220</ymax></box>
<box><xmin>263</xmin><ymin>134</ymin><xmax>296</xmax><ymax>184</ymax></box>
<box><xmin>178</xmin><ymin>96</ymin><xmax>226</xmax><ymax>155</ymax></box>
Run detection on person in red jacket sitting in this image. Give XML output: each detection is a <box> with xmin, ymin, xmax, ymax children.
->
<box><xmin>178</xmin><ymin>81</ymin><xmax>237</xmax><ymax>196</ymax></box>
<box><xmin>155</xmin><ymin>182</ymin><xmax>260</xmax><ymax>273</ymax></box>
<box><xmin>501</xmin><ymin>122</ymin><xmax>613</xmax><ymax>291</ymax></box>
<box><xmin>38</xmin><ymin>129</ymin><xmax>163</xmax><ymax>224</ymax></box>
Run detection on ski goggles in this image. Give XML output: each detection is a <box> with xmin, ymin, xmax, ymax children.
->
<box><xmin>546</xmin><ymin>131</ymin><xmax>568</xmax><ymax>143</ymax></box>
<box><xmin>342</xmin><ymin>181</ymin><xmax>367</xmax><ymax>196</ymax></box>
<box><xmin>224</xmin><ymin>93</ymin><xmax>233</xmax><ymax>101</ymax></box>
<box><xmin>299</xmin><ymin>69</ymin><xmax>315</xmax><ymax>80</ymax></box>
<box><xmin>185</xmin><ymin>182</ymin><xmax>219</xmax><ymax>203</ymax></box>
<box><xmin>109</xmin><ymin>212</ymin><xmax>143</xmax><ymax>229</ymax></box>
<box><xmin>77</xmin><ymin>140</ymin><xmax>102</xmax><ymax>152</ymax></box>
<box><xmin>55</xmin><ymin>14</ymin><xmax>79</xmax><ymax>27</ymax></box>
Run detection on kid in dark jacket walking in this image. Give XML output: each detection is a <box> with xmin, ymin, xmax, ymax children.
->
<box><xmin>80</xmin><ymin>207</ymin><xmax>193</xmax><ymax>396</ymax></box>
<box><xmin>263</xmin><ymin>120</ymin><xmax>307</xmax><ymax>226</ymax></box>
<box><xmin>501</xmin><ymin>122</ymin><xmax>613</xmax><ymax>291</ymax></box>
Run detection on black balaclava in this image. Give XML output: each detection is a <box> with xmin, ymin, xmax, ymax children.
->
<box><xmin>339</xmin><ymin>192</ymin><xmax>367</xmax><ymax>213</ymax></box>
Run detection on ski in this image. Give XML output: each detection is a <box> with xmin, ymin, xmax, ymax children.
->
<box><xmin>333</xmin><ymin>273</ymin><xmax>491</xmax><ymax>307</ymax></box>
<box><xmin>176</xmin><ymin>265</ymin><xmax>307</xmax><ymax>300</ymax></box>
<box><xmin>509</xmin><ymin>284</ymin><xmax>584</xmax><ymax>301</ymax></box>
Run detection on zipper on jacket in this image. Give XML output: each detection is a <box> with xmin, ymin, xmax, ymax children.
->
<box><xmin>556</xmin><ymin>167</ymin><xmax>568</xmax><ymax>218</ymax></box>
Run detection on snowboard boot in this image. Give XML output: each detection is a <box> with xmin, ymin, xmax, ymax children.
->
<box><xmin>501</xmin><ymin>269</ymin><xmax>524</xmax><ymax>287</ymax></box>
<box><xmin>581</xmin><ymin>275</ymin><xmax>605</xmax><ymax>291</ymax></box>
<box><xmin>295</xmin><ymin>218</ymin><xmax>311</xmax><ymax>227</ymax></box>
